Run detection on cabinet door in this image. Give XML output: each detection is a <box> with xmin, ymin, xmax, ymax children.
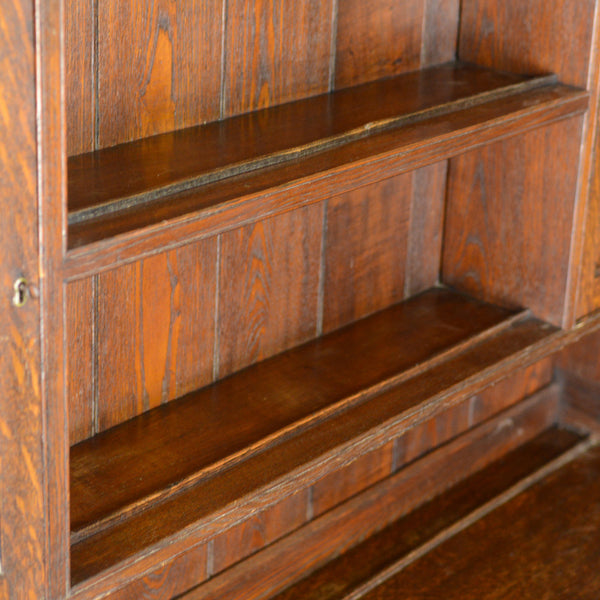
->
<box><xmin>0</xmin><ymin>0</ymin><xmax>66</xmax><ymax>597</ymax></box>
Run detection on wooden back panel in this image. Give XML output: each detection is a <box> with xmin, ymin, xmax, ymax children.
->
<box><xmin>65</xmin><ymin>0</ymin><xmax>460</xmax><ymax>154</ymax></box>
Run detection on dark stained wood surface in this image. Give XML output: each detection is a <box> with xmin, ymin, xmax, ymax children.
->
<box><xmin>174</xmin><ymin>397</ymin><xmax>568</xmax><ymax>600</ymax></box>
<box><xmin>65</xmin><ymin>81</ymin><xmax>587</xmax><ymax>276</ymax></box>
<box><xmin>218</xmin><ymin>206</ymin><xmax>323</xmax><ymax>377</ymax></box>
<box><xmin>271</xmin><ymin>428</ymin><xmax>584</xmax><ymax>600</ymax></box>
<box><xmin>71</xmin><ymin>288</ymin><xmax>515</xmax><ymax>535</ymax></box>
<box><xmin>443</xmin><ymin>116</ymin><xmax>584</xmax><ymax>327</ymax></box>
<box><xmin>65</xmin><ymin>0</ymin><xmax>94</xmax><ymax>155</ymax></box>
<box><xmin>67</xmin><ymin>277</ymin><xmax>96</xmax><ymax>444</ymax></box>
<box><xmin>69</xmin><ymin>313</ymin><xmax>561</xmax><ymax>592</ymax></box>
<box><xmin>68</xmin><ymin>63</ymin><xmax>554</xmax><ymax>223</ymax></box>
<box><xmin>96</xmin><ymin>0</ymin><xmax>222</xmax><ymax>148</ymax></box>
<box><xmin>323</xmin><ymin>175</ymin><xmax>412</xmax><ymax>333</ymax></box>
<box><xmin>367</xmin><ymin>443</ymin><xmax>600</xmax><ymax>600</ymax></box>
<box><xmin>334</xmin><ymin>0</ymin><xmax>424</xmax><ymax>89</ymax></box>
<box><xmin>222</xmin><ymin>0</ymin><xmax>333</xmax><ymax>118</ymax></box>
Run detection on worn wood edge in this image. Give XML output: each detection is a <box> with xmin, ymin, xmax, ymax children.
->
<box><xmin>70</xmin><ymin>385</ymin><xmax>563</xmax><ymax>599</ymax></box>
<box><xmin>69</xmin><ymin>323</ymin><xmax>562</xmax><ymax>597</ymax></box>
<box><xmin>63</xmin><ymin>87</ymin><xmax>589</xmax><ymax>280</ymax></box>
<box><xmin>67</xmin><ymin>70</ymin><xmax>557</xmax><ymax>224</ymax></box>
<box><xmin>70</xmin><ymin>301</ymin><xmax>528</xmax><ymax>543</ymax></box>
<box><xmin>339</xmin><ymin>435</ymin><xmax>597</xmax><ymax>600</ymax></box>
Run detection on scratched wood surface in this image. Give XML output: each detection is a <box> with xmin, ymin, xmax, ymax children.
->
<box><xmin>443</xmin><ymin>117</ymin><xmax>584</xmax><ymax>327</ymax></box>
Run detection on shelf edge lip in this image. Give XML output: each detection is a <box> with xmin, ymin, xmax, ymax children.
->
<box><xmin>66</xmin><ymin>71</ymin><xmax>559</xmax><ymax>226</ymax></box>
<box><xmin>69</xmin><ymin>304</ymin><xmax>529</xmax><ymax>545</ymax></box>
<box><xmin>63</xmin><ymin>88</ymin><xmax>589</xmax><ymax>281</ymax></box>
<box><xmin>69</xmin><ymin>314</ymin><xmax>579</xmax><ymax>596</ymax></box>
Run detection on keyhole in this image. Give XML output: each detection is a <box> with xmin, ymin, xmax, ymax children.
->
<box><xmin>12</xmin><ymin>278</ymin><xmax>29</xmax><ymax>307</ymax></box>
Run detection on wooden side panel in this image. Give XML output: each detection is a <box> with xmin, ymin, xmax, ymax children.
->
<box><xmin>323</xmin><ymin>175</ymin><xmax>412</xmax><ymax>333</ymax></box>
<box><xmin>218</xmin><ymin>205</ymin><xmax>323</xmax><ymax>377</ymax></box>
<box><xmin>67</xmin><ymin>278</ymin><xmax>96</xmax><ymax>444</ymax></box>
<box><xmin>223</xmin><ymin>0</ymin><xmax>334</xmax><ymax>117</ymax></box>
<box><xmin>443</xmin><ymin>118</ymin><xmax>584</xmax><ymax>327</ymax></box>
<box><xmin>334</xmin><ymin>0</ymin><xmax>424</xmax><ymax>89</ymax></box>
<box><xmin>212</xmin><ymin>492</ymin><xmax>308</xmax><ymax>575</ymax></box>
<box><xmin>65</xmin><ymin>0</ymin><xmax>94</xmax><ymax>154</ymax></box>
<box><xmin>96</xmin><ymin>240</ymin><xmax>217</xmax><ymax>432</ymax></box>
<box><xmin>459</xmin><ymin>0</ymin><xmax>597</xmax><ymax>88</ymax></box>
<box><xmin>97</xmin><ymin>0</ymin><xmax>223</xmax><ymax>148</ymax></box>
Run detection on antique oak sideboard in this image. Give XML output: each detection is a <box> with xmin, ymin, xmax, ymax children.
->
<box><xmin>2</xmin><ymin>1</ymin><xmax>600</xmax><ymax>598</ymax></box>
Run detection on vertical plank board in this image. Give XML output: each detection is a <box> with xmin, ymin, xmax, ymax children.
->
<box><xmin>405</xmin><ymin>161</ymin><xmax>448</xmax><ymax>296</ymax></box>
<box><xmin>323</xmin><ymin>174</ymin><xmax>412</xmax><ymax>334</ymax></box>
<box><xmin>65</xmin><ymin>0</ymin><xmax>94</xmax><ymax>155</ymax></box>
<box><xmin>223</xmin><ymin>0</ymin><xmax>334</xmax><ymax>117</ymax></box>
<box><xmin>442</xmin><ymin>118</ymin><xmax>584</xmax><ymax>327</ymax></box>
<box><xmin>311</xmin><ymin>442</ymin><xmax>394</xmax><ymax>517</ymax></box>
<box><xmin>109</xmin><ymin>543</ymin><xmax>208</xmax><ymax>600</ymax></box>
<box><xmin>421</xmin><ymin>0</ymin><xmax>460</xmax><ymax>66</ymax></box>
<box><xmin>469</xmin><ymin>359</ymin><xmax>554</xmax><ymax>424</ymax></box>
<box><xmin>67</xmin><ymin>277</ymin><xmax>95</xmax><ymax>444</ymax></box>
<box><xmin>334</xmin><ymin>0</ymin><xmax>424</xmax><ymax>89</ymax></box>
<box><xmin>218</xmin><ymin>206</ymin><xmax>323</xmax><ymax>378</ymax></box>
<box><xmin>97</xmin><ymin>0</ymin><xmax>223</xmax><ymax>148</ymax></box>
<box><xmin>97</xmin><ymin>239</ymin><xmax>217</xmax><ymax>432</ymax></box>
<box><xmin>459</xmin><ymin>0</ymin><xmax>597</xmax><ymax>87</ymax></box>
<box><xmin>577</xmin><ymin>127</ymin><xmax>600</xmax><ymax>318</ymax></box>
<box><xmin>557</xmin><ymin>329</ymin><xmax>600</xmax><ymax>384</ymax></box>
<box><xmin>212</xmin><ymin>492</ymin><xmax>308</xmax><ymax>575</ymax></box>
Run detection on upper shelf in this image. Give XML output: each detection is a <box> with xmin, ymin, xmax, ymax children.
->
<box><xmin>65</xmin><ymin>62</ymin><xmax>588</xmax><ymax>278</ymax></box>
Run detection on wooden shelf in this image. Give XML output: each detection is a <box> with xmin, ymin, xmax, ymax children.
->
<box><xmin>64</xmin><ymin>62</ymin><xmax>588</xmax><ymax>279</ymax></box>
<box><xmin>69</xmin><ymin>287</ymin><xmax>571</xmax><ymax>591</ymax></box>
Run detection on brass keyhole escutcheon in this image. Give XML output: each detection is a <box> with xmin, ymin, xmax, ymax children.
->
<box><xmin>12</xmin><ymin>278</ymin><xmax>29</xmax><ymax>307</ymax></box>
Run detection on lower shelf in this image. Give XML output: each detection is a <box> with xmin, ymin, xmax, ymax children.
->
<box><xmin>69</xmin><ymin>287</ymin><xmax>563</xmax><ymax>591</ymax></box>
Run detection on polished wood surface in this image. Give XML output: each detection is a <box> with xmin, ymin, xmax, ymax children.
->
<box><xmin>68</xmin><ymin>63</ymin><xmax>548</xmax><ymax>223</ymax></box>
<box><xmin>70</xmin><ymin>288</ymin><xmax>515</xmax><ymax>536</ymax></box>
<box><xmin>271</xmin><ymin>428</ymin><xmax>584</xmax><ymax>600</ymax></box>
<box><xmin>370</xmin><ymin>443</ymin><xmax>600</xmax><ymax>599</ymax></box>
<box><xmin>70</xmin><ymin>383</ymin><xmax>563</xmax><ymax>593</ymax></box>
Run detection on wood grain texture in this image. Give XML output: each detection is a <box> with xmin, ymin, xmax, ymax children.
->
<box><xmin>65</xmin><ymin>0</ymin><xmax>94</xmax><ymax>155</ymax></box>
<box><xmin>69</xmin><ymin>311</ymin><xmax>558</xmax><ymax>590</ymax></box>
<box><xmin>460</xmin><ymin>0</ymin><xmax>597</xmax><ymax>88</ymax></box>
<box><xmin>218</xmin><ymin>205</ymin><xmax>323</xmax><ymax>377</ymax></box>
<box><xmin>422</xmin><ymin>0</ymin><xmax>460</xmax><ymax>66</ymax></box>
<box><xmin>370</xmin><ymin>444</ymin><xmax>600</xmax><ymax>599</ymax></box>
<box><xmin>469</xmin><ymin>358</ymin><xmax>553</xmax><ymax>424</ymax></box>
<box><xmin>175</xmin><ymin>395</ymin><xmax>565</xmax><ymax>600</ymax></box>
<box><xmin>443</xmin><ymin>117</ymin><xmax>584</xmax><ymax>327</ymax></box>
<box><xmin>334</xmin><ymin>0</ymin><xmax>424</xmax><ymax>89</ymax></box>
<box><xmin>107</xmin><ymin>543</ymin><xmax>208</xmax><ymax>600</ymax></box>
<box><xmin>323</xmin><ymin>175</ymin><xmax>411</xmax><ymax>333</ymax></box>
<box><xmin>65</xmin><ymin>83</ymin><xmax>588</xmax><ymax>268</ymax></box>
<box><xmin>67</xmin><ymin>278</ymin><xmax>96</xmax><ymax>444</ymax></box>
<box><xmin>97</xmin><ymin>0</ymin><xmax>222</xmax><ymax>148</ymax></box>
<box><xmin>223</xmin><ymin>0</ymin><xmax>333</xmax><ymax>118</ymax></box>
<box><xmin>96</xmin><ymin>239</ymin><xmax>217</xmax><ymax>431</ymax></box>
<box><xmin>404</xmin><ymin>161</ymin><xmax>448</xmax><ymax>296</ymax></box>
<box><xmin>272</xmin><ymin>428</ymin><xmax>583</xmax><ymax>600</ymax></box>
<box><xmin>212</xmin><ymin>492</ymin><xmax>308</xmax><ymax>575</ymax></box>
<box><xmin>312</xmin><ymin>442</ymin><xmax>394</xmax><ymax>517</ymax></box>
